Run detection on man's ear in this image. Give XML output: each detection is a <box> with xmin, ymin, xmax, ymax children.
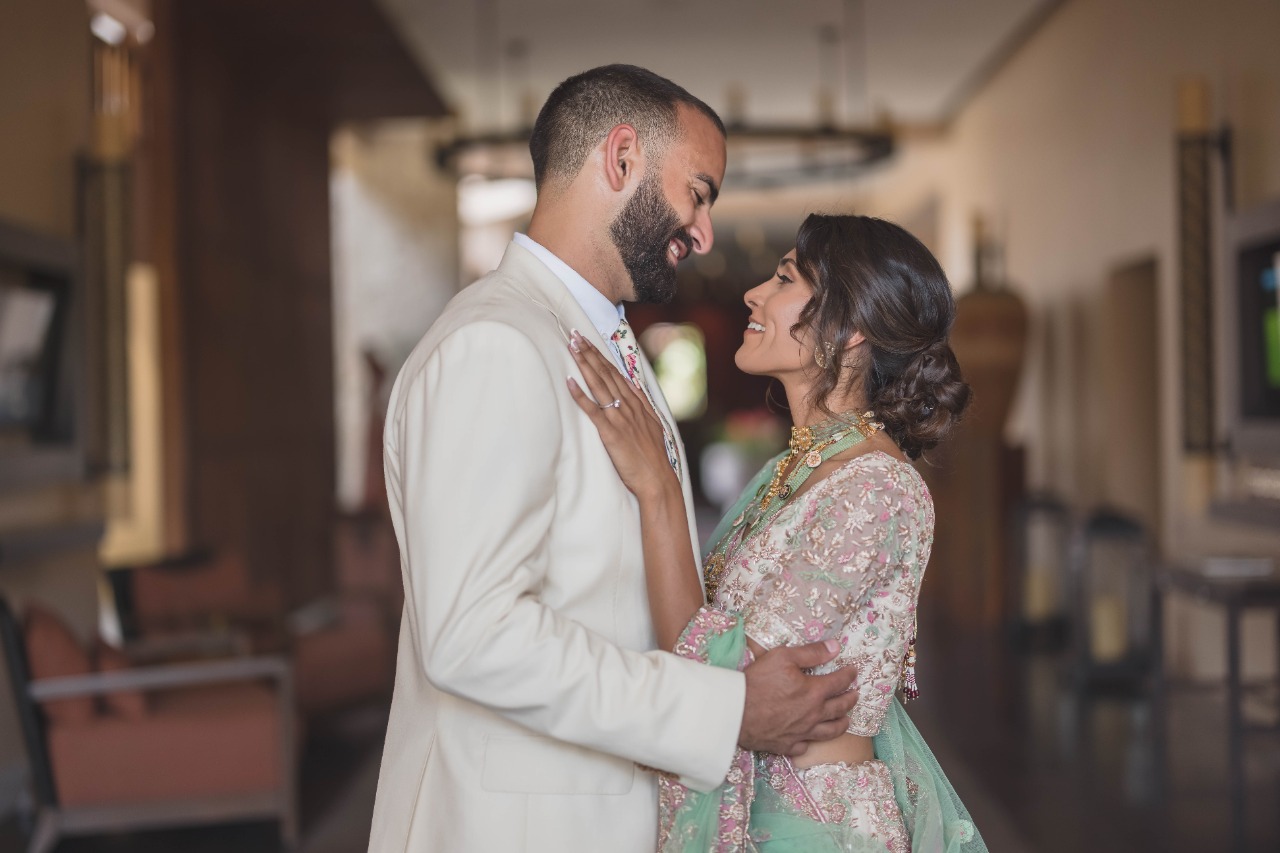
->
<box><xmin>602</xmin><ymin>123</ymin><xmax>639</xmax><ymax>192</ymax></box>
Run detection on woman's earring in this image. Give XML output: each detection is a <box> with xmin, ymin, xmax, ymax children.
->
<box><xmin>814</xmin><ymin>341</ymin><xmax>836</xmax><ymax>369</ymax></box>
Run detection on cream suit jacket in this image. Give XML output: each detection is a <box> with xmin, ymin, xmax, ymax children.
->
<box><xmin>368</xmin><ymin>242</ymin><xmax>746</xmax><ymax>853</ymax></box>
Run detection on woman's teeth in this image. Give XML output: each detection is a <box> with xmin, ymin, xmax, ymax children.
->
<box><xmin>747</xmin><ymin>322</ymin><xmax>765</xmax><ymax>332</ymax></box>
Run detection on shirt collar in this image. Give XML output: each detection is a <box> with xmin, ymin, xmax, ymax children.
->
<box><xmin>512</xmin><ymin>233</ymin><xmax>624</xmax><ymax>341</ymax></box>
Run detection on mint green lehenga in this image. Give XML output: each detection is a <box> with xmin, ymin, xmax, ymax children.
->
<box><xmin>658</xmin><ymin>430</ymin><xmax>987</xmax><ymax>853</ymax></box>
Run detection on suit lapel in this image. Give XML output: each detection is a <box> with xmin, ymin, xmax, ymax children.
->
<box><xmin>499</xmin><ymin>240</ymin><xmax>699</xmax><ymax>558</ymax></box>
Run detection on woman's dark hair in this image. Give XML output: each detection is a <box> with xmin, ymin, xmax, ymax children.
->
<box><xmin>792</xmin><ymin>213</ymin><xmax>971</xmax><ymax>459</ymax></box>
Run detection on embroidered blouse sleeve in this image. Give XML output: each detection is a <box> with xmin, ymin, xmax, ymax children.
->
<box><xmin>740</xmin><ymin>458</ymin><xmax>931</xmax><ymax>736</ymax></box>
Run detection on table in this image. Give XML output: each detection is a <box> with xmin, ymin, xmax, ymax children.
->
<box><xmin>1157</xmin><ymin>564</ymin><xmax>1280</xmax><ymax>853</ymax></box>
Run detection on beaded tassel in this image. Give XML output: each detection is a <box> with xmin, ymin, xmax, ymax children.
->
<box><xmin>901</xmin><ymin>635</ymin><xmax>920</xmax><ymax>702</ymax></box>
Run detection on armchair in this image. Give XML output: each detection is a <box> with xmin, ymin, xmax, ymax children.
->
<box><xmin>0</xmin><ymin>599</ymin><xmax>299</xmax><ymax>852</ymax></box>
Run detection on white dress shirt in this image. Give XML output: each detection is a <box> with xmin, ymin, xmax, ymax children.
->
<box><xmin>512</xmin><ymin>232</ymin><xmax>627</xmax><ymax>371</ymax></box>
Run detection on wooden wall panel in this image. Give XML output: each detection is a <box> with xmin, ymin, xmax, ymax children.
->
<box><xmin>143</xmin><ymin>0</ymin><xmax>445</xmax><ymax>615</ymax></box>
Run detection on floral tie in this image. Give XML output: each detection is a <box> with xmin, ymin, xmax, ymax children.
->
<box><xmin>611</xmin><ymin>319</ymin><xmax>682</xmax><ymax>481</ymax></box>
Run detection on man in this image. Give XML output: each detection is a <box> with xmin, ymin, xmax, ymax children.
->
<box><xmin>369</xmin><ymin>65</ymin><xmax>859</xmax><ymax>852</ymax></box>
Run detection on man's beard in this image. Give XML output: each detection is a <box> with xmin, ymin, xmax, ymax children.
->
<box><xmin>609</xmin><ymin>170</ymin><xmax>691</xmax><ymax>305</ymax></box>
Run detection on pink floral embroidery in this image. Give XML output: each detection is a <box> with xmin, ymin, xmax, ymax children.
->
<box><xmin>718</xmin><ymin>453</ymin><xmax>932</xmax><ymax>738</ymax></box>
<box><xmin>660</xmin><ymin>453</ymin><xmax>931</xmax><ymax>850</ymax></box>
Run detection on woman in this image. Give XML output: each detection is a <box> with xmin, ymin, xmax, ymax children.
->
<box><xmin>567</xmin><ymin>214</ymin><xmax>985</xmax><ymax>852</ymax></box>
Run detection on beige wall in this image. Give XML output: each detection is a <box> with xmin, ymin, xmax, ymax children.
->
<box><xmin>858</xmin><ymin>0</ymin><xmax>1280</xmax><ymax>555</ymax></box>
<box><xmin>330</xmin><ymin>120</ymin><xmax>460</xmax><ymax>510</ymax></box>
<box><xmin>713</xmin><ymin>0</ymin><xmax>1280</xmax><ymax>677</ymax></box>
<box><xmin>0</xmin><ymin>0</ymin><xmax>91</xmax><ymax>238</ymax></box>
<box><xmin>855</xmin><ymin>0</ymin><xmax>1280</xmax><ymax>678</ymax></box>
<box><xmin>725</xmin><ymin>0</ymin><xmax>1280</xmax><ymax>557</ymax></box>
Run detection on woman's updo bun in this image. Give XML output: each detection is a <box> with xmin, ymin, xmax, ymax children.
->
<box><xmin>871</xmin><ymin>339</ymin><xmax>970</xmax><ymax>459</ymax></box>
<box><xmin>792</xmin><ymin>214</ymin><xmax>971</xmax><ymax>459</ymax></box>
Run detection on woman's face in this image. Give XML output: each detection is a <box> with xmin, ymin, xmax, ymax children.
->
<box><xmin>735</xmin><ymin>249</ymin><xmax>817</xmax><ymax>380</ymax></box>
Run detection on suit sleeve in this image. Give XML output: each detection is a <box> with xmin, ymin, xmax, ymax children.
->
<box><xmin>388</xmin><ymin>321</ymin><xmax>744</xmax><ymax>791</ymax></box>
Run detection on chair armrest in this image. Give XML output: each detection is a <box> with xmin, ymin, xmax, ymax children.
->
<box><xmin>124</xmin><ymin>628</ymin><xmax>254</xmax><ymax>664</ymax></box>
<box><xmin>28</xmin><ymin>656</ymin><xmax>291</xmax><ymax>701</ymax></box>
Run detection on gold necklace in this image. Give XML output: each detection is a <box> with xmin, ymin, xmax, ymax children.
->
<box><xmin>756</xmin><ymin>410</ymin><xmax>884</xmax><ymax>514</ymax></box>
<box><xmin>702</xmin><ymin>410</ymin><xmax>885</xmax><ymax>603</ymax></box>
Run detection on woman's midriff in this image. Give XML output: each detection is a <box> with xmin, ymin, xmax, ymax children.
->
<box><xmin>742</xmin><ymin>637</ymin><xmax>876</xmax><ymax>769</ymax></box>
<box><xmin>791</xmin><ymin>732</ymin><xmax>875</xmax><ymax>769</ymax></box>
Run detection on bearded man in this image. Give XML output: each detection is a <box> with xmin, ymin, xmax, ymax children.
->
<box><xmin>369</xmin><ymin>65</ymin><xmax>859</xmax><ymax>853</ymax></box>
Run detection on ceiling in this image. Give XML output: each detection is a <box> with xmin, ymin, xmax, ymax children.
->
<box><xmin>377</xmin><ymin>0</ymin><xmax>1060</xmax><ymax>132</ymax></box>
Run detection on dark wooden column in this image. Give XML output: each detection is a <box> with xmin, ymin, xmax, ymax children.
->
<box><xmin>143</xmin><ymin>0</ymin><xmax>446</xmax><ymax>613</ymax></box>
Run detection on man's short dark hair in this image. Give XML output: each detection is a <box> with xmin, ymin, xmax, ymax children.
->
<box><xmin>528</xmin><ymin>64</ymin><xmax>725</xmax><ymax>190</ymax></box>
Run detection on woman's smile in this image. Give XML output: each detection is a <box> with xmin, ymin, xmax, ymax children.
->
<box><xmin>734</xmin><ymin>249</ymin><xmax>815</xmax><ymax>379</ymax></box>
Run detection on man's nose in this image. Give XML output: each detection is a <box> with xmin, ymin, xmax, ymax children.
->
<box><xmin>688</xmin><ymin>208</ymin><xmax>715</xmax><ymax>255</ymax></box>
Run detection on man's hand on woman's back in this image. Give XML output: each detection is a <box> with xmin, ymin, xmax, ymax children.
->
<box><xmin>738</xmin><ymin>639</ymin><xmax>859</xmax><ymax>757</ymax></box>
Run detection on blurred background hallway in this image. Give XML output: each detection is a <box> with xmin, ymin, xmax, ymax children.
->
<box><xmin>1</xmin><ymin>0</ymin><xmax>1278</xmax><ymax>850</ymax></box>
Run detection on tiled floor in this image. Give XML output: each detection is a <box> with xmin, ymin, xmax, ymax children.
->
<box><xmin>911</xmin><ymin>624</ymin><xmax>1280</xmax><ymax>853</ymax></box>
<box><xmin>3</xmin><ymin>628</ymin><xmax>1277</xmax><ymax>852</ymax></box>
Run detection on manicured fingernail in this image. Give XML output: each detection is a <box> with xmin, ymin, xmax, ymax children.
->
<box><xmin>824</xmin><ymin>639</ymin><xmax>839</xmax><ymax>653</ymax></box>
<box><xmin>567</xmin><ymin>376</ymin><xmax>578</xmax><ymax>389</ymax></box>
<box><xmin>569</xmin><ymin>337</ymin><xmax>580</xmax><ymax>353</ymax></box>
